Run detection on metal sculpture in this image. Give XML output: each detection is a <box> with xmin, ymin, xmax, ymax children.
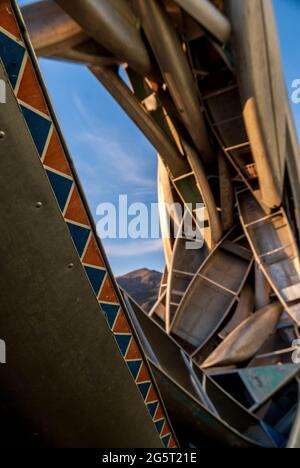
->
<box><xmin>0</xmin><ymin>0</ymin><xmax>299</xmax><ymax>448</ymax></box>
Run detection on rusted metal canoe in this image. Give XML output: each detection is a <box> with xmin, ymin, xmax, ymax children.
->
<box><xmin>226</xmin><ymin>0</ymin><xmax>286</xmax><ymax>209</ymax></box>
<box><xmin>171</xmin><ymin>228</ymin><xmax>253</xmax><ymax>350</ymax></box>
<box><xmin>237</xmin><ymin>189</ymin><xmax>300</xmax><ymax>326</ymax></box>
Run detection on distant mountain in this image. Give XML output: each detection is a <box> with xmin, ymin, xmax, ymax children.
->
<box><xmin>117</xmin><ymin>268</ymin><xmax>162</xmax><ymax>312</ymax></box>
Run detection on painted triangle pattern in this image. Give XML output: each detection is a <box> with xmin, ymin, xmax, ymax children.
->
<box><xmin>0</xmin><ymin>1</ymin><xmax>176</xmax><ymax>448</ymax></box>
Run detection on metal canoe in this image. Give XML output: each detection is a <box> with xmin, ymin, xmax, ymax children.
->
<box><xmin>208</xmin><ymin>364</ymin><xmax>300</xmax><ymax>437</ymax></box>
<box><xmin>123</xmin><ymin>292</ymin><xmax>273</xmax><ymax>448</ymax></box>
<box><xmin>202</xmin><ymin>302</ymin><xmax>284</xmax><ymax>369</ymax></box>
<box><xmin>173</xmin><ymin>0</ymin><xmax>231</xmax><ymax>44</ymax></box>
<box><xmin>218</xmin><ymin>283</ymin><xmax>254</xmax><ymax>340</ymax></box>
<box><xmin>22</xmin><ymin>0</ymin><xmax>84</xmax><ymax>55</ymax></box>
<box><xmin>149</xmin><ymin>290</ymin><xmax>167</xmax><ymax>324</ymax></box>
<box><xmin>137</xmin><ymin>0</ymin><xmax>213</xmax><ymax>165</ymax></box>
<box><xmin>22</xmin><ymin>0</ymin><xmax>120</xmax><ymax>66</ymax></box>
<box><xmin>226</xmin><ymin>0</ymin><xmax>286</xmax><ymax>209</ymax></box>
<box><xmin>237</xmin><ymin>189</ymin><xmax>300</xmax><ymax>326</ymax></box>
<box><xmin>171</xmin><ymin>228</ymin><xmax>253</xmax><ymax>350</ymax></box>
<box><xmin>56</xmin><ymin>0</ymin><xmax>153</xmax><ymax>77</ymax></box>
<box><xmin>165</xmin><ymin>213</ymin><xmax>208</xmax><ymax>335</ymax></box>
<box><xmin>157</xmin><ymin>157</ymin><xmax>181</xmax><ymax>271</ymax></box>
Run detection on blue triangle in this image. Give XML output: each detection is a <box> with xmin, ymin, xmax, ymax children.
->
<box><xmin>66</xmin><ymin>222</ymin><xmax>90</xmax><ymax>257</ymax></box>
<box><xmin>0</xmin><ymin>31</ymin><xmax>25</xmax><ymax>88</ymax></box>
<box><xmin>101</xmin><ymin>303</ymin><xmax>120</xmax><ymax>328</ymax></box>
<box><xmin>115</xmin><ymin>334</ymin><xmax>131</xmax><ymax>357</ymax></box>
<box><xmin>155</xmin><ymin>419</ymin><xmax>164</xmax><ymax>434</ymax></box>
<box><xmin>46</xmin><ymin>170</ymin><xmax>73</xmax><ymax>212</ymax></box>
<box><xmin>162</xmin><ymin>434</ymin><xmax>171</xmax><ymax>447</ymax></box>
<box><xmin>127</xmin><ymin>360</ymin><xmax>142</xmax><ymax>380</ymax></box>
<box><xmin>147</xmin><ymin>401</ymin><xmax>159</xmax><ymax>418</ymax></box>
<box><xmin>21</xmin><ymin>105</ymin><xmax>51</xmax><ymax>156</ymax></box>
<box><xmin>84</xmin><ymin>266</ymin><xmax>106</xmax><ymax>295</ymax></box>
<box><xmin>138</xmin><ymin>382</ymin><xmax>151</xmax><ymax>400</ymax></box>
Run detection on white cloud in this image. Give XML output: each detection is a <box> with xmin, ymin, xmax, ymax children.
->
<box><xmin>72</xmin><ymin>93</ymin><xmax>157</xmax><ymax>191</ymax></box>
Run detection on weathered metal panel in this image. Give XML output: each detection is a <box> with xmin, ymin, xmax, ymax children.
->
<box><xmin>0</xmin><ymin>61</ymin><xmax>161</xmax><ymax>447</ymax></box>
<box><xmin>0</xmin><ymin>0</ymin><xmax>176</xmax><ymax>448</ymax></box>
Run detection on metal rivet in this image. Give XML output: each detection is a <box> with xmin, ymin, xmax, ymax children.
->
<box><xmin>36</xmin><ymin>202</ymin><xmax>43</xmax><ymax>208</ymax></box>
<box><xmin>68</xmin><ymin>263</ymin><xmax>74</xmax><ymax>269</ymax></box>
<box><xmin>0</xmin><ymin>131</ymin><xmax>5</xmax><ymax>139</ymax></box>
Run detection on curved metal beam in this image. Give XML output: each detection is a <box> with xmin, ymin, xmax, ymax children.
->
<box><xmin>173</xmin><ymin>0</ymin><xmax>231</xmax><ymax>44</ymax></box>
<box><xmin>183</xmin><ymin>141</ymin><xmax>222</xmax><ymax>244</ymax></box>
<box><xmin>90</xmin><ymin>65</ymin><xmax>189</xmax><ymax>178</ymax></box>
<box><xmin>22</xmin><ymin>0</ymin><xmax>85</xmax><ymax>56</ymax></box>
<box><xmin>137</xmin><ymin>0</ymin><xmax>213</xmax><ymax>166</ymax></box>
<box><xmin>56</xmin><ymin>0</ymin><xmax>153</xmax><ymax>77</ymax></box>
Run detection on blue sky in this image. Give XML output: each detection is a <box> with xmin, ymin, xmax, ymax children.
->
<box><xmin>19</xmin><ymin>0</ymin><xmax>300</xmax><ymax>276</ymax></box>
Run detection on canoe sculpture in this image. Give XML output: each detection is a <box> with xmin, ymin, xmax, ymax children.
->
<box><xmin>123</xmin><ymin>291</ymin><xmax>277</xmax><ymax>448</ymax></box>
<box><xmin>237</xmin><ymin>190</ymin><xmax>300</xmax><ymax>326</ymax></box>
<box><xmin>125</xmin><ymin>291</ymin><xmax>300</xmax><ymax>448</ymax></box>
<box><xmin>171</xmin><ymin>229</ymin><xmax>253</xmax><ymax>349</ymax></box>
<box><xmin>226</xmin><ymin>0</ymin><xmax>286</xmax><ymax>209</ymax></box>
<box><xmin>2</xmin><ymin>0</ymin><xmax>299</xmax><ymax>448</ymax></box>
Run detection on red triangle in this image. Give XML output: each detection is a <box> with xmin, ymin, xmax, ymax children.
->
<box><xmin>113</xmin><ymin>312</ymin><xmax>131</xmax><ymax>334</ymax></box>
<box><xmin>154</xmin><ymin>404</ymin><xmax>164</xmax><ymax>422</ymax></box>
<box><xmin>98</xmin><ymin>275</ymin><xmax>118</xmax><ymax>303</ymax></box>
<box><xmin>168</xmin><ymin>436</ymin><xmax>177</xmax><ymax>448</ymax></box>
<box><xmin>0</xmin><ymin>3</ymin><xmax>21</xmax><ymax>39</ymax></box>
<box><xmin>161</xmin><ymin>421</ymin><xmax>170</xmax><ymax>438</ymax></box>
<box><xmin>43</xmin><ymin>130</ymin><xmax>72</xmax><ymax>176</ymax></box>
<box><xmin>82</xmin><ymin>236</ymin><xmax>106</xmax><ymax>268</ymax></box>
<box><xmin>17</xmin><ymin>59</ymin><xmax>49</xmax><ymax>115</ymax></box>
<box><xmin>136</xmin><ymin>363</ymin><xmax>150</xmax><ymax>384</ymax></box>
<box><xmin>64</xmin><ymin>186</ymin><xmax>90</xmax><ymax>226</ymax></box>
<box><xmin>125</xmin><ymin>338</ymin><xmax>141</xmax><ymax>361</ymax></box>
<box><xmin>145</xmin><ymin>385</ymin><xmax>158</xmax><ymax>404</ymax></box>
